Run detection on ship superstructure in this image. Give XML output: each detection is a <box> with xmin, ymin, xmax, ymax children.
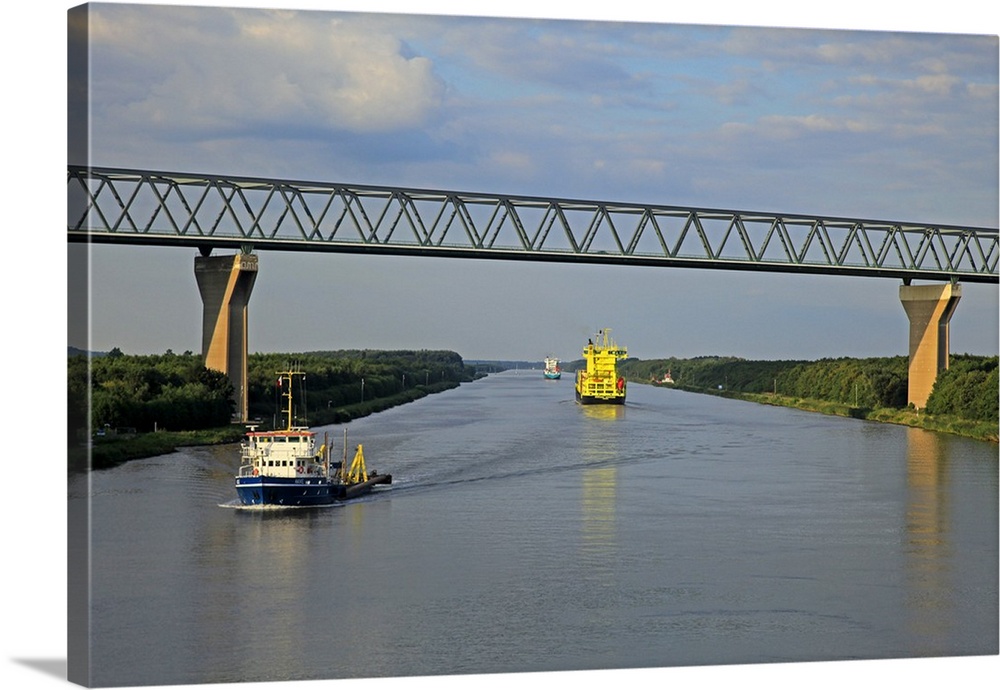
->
<box><xmin>575</xmin><ymin>329</ymin><xmax>627</xmax><ymax>404</ymax></box>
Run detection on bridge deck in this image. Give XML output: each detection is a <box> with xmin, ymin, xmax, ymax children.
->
<box><xmin>68</xmin><ymin>166</ymin><xmax>999</xmax><ymax>283</ymax></box>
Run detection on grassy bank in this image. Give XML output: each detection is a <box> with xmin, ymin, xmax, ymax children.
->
<box><xmin>76</xmin><ymin>381</ymin><xmax>462</xmax><ymax>470</ymax></box>
<box><xmin>662</xmin><ymin>383</ymin><xmax>998</xmax><ymax>443</ymax></box>
<box><xmin>81</xmin><ymin>427</ymin><xmax>245</xmax><ymax>470</ymax></box>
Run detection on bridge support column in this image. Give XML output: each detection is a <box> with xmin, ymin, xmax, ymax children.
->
<box><xmin>195</xmin><ymin>251</ymin><xmax>258</xmax><ymax>422</ymax></box>
<box><xmin>899</xmin><ymin>282</ymin><xmax>961</xmax><ymax>409</ymax></box>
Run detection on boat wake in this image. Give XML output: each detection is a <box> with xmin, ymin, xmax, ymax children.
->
<box><xmin>218</xmin><ymin>500</ymin><xmax>344</xmax><ymax>511</ymax></box>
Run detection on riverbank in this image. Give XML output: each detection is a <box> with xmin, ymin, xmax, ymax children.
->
<box><xmin>654</xmin><ymin>383</ymin><xmax>998</xmax><ymax>443</ymax></box>
<box><xmin>76</xmin><ymin>427</ymin><xmax>244</xmax><ymax>471</ymax></box>
<box><xmin>76</xmin><ymin>381</ymin><xmax>463</xmax><ymax>470</ymax></box>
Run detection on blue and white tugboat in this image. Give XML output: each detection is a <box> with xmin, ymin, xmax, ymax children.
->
<box><xmin>235</xmin><ymin>368</ymin><xmax>392</xmax><ymax>507</ymax></box>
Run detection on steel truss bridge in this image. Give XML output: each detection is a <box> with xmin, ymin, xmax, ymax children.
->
<box><xmin>68</xmin><ymin>166</ymin><xmax>999</xmax><ymax>284</ymax></box>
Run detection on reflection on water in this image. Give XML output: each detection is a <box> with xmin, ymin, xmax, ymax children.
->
<box><xmin>579</xmin><ymin>405</ymin><xmax>625</xmax><ymax>580</ymax></box>
<box><xmin>582</xmin><ymin>467</ymin><xmax>617</xmax><ymax>557</ymax></box>
<box><xmin>905</xmin><ymin>427</ymin><xmax>954</xmax><ymax>654</ymax></box>
<box><xmin>579</xmin><ymin>404</ymin><xmax>622</xmax><ymax>562</ymax></box>
<box><xmin>579</xmin><ymin>403</ymin><xmax>625</xmax><ymax>467</ymax></box>
<box><xmin>577</xmin><ymin>404</ymin><xmax>623</xmax><ymax>636</ymax></box>
<box><xmin>579</xmin><ymin>404</ymin><xmax>626</xmax><ymax>422</ymax></box>
<box><xmin>239</xmin><ymin>511</ymin><xmax>323</xmax><ymax>676</ymax></box>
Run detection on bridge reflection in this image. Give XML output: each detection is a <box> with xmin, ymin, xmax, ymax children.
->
<box><xmin>905</xmin><ymin>427</ymin><xmax>955</xmax><ymax>655</ymax></box>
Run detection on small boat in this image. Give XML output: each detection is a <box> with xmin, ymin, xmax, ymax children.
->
<box><xmin>543</xmin><ymin>356</ymin><xmax>562</xmax><ymax>380</ymax></box>
<box><xmin>234</xmin><ymin>369</ymin><xmax>391</xmax><ymax>507</ymax></box>
<box><xmin>575</xmin><ymin>329</ymin><xmax>628</xmax><ymax>404</ymax></box>
<box><xmin>652</xmin><ymin>370</ymin><xmax>675</xmax><ymax>385</ymax></box>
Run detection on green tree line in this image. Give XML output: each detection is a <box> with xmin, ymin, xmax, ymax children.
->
<box><xmin>618</xmin><ymin>354</ymin><xmax>997</xmax><ymax>423</ymax></box>
<box><xmin>923</xmin><ymin>356</ymin><xmax>999</xmax><ymax>421</ymax></box>
<box><xmin>247</xmin><ymin>349</ymin><xmax>476</xmax><ymax>427</ymax></box>
<box><xmin>69</xmin><ymin>348</ymin><xmax>479</xmax><ymax>439</ymax></box>
<box><xmin>68</xmin><ymin>349</ymin><xmax>236</xmax><ymax>437</ymax></box>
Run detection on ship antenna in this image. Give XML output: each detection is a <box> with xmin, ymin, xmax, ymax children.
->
<box><xmin>284</xmin><ymin>370</ymin><xmax>292</xmax><ymax>430</ymax></box>
<box><xmin>323</xmin><ymin>431</ymin><xmax>330</xmax><ymax>479</ymax></box>
<box><xmin>276</xmin><ymin>365</ymin><xmax>307</xmax><ymax>431</ymax></box>
<box><xmin>341</xmin><ymin>428</ymin><xmax>348</xmax><ymax>479</ymax></box>
<box><xmin>301</xmin><ymin>369</ymin><xmax>308</xmax><ymax>428</ymax></box>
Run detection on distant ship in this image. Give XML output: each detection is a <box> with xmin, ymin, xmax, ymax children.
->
<box><xmin>652</xmin><ymin>370</ymin><xmax>674</xmax><ymax>385</ymax></box>
<box><xmin>575</xmin><ymin>329</ymin><xmax>627</xmax><ymax>404</ymax></box>
<box><xmin>234</xmin><ymin>369</ymin><xmax>391</xmax><ymax>507</ymax></box>
<box><xmin>543</xmin><ymin>356</ymin><xmax>562</xmax><ymax>380</ymax></box>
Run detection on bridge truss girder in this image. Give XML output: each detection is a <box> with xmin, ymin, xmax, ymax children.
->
<box><xmin>67</xmin><ymin>166</ymin><xmax>999</xmax><ymax>283</ymax></box>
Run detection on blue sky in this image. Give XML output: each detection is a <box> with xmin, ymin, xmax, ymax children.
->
<box><xmin>66</xmin><ymin>1</ymin><xmax>999</xmax><ymax>363</ymax></box>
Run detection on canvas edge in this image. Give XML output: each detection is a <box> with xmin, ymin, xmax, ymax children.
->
<box><xmin>67</xmin><ymin>3</ymin><xmax>92</xmax><ymax>687</ymax></box>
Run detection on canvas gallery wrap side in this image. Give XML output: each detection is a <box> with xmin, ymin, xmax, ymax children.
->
<box><xmin>67</xmin><ymin>2</ymin><xmax>999</xmax><ymax>689</ymax></box>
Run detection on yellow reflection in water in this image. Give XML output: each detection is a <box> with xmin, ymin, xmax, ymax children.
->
<box><xmin>582</xmin><ymin>466</ymin><xmax>618</xmax><ymax>554</ymax></box>
<box><xmin>580</xmin><ymin>404</ymin><xmax>625</xmax><ymax>422</ymax></box>
<box><xmin>905</xmin><ymin>426</ymin><xmax>953</xmax><ymax>653</ymax></box>
<box><xmin>579</xmin><ymin>404</ymin><xmax>623</xmax><ymax>573</ymax></box>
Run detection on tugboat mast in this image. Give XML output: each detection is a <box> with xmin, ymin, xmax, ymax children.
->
<box><xmin>277</xmin><ymin>368</ymin><xmax>305</xmax><ymax>431</ymax></box>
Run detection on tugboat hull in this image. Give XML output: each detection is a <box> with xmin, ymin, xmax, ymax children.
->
<box><xmin>235</xmin><ymin>473</ymin><xmax>392</xmax><ymax>507</ymax></box>
<box><xmin>235</xmin><ymin>476</ymin><xmax>337</xmax><ymax>507</ymax></box>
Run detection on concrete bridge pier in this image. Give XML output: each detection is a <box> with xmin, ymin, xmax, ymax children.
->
<box><xmin>194</xmin><ymin>250</ymin><xmax>258</xmax><ymax>422</ymax></box>
<box><xmin>899</xmin><ymin>282</ymin><xmax>961</xmax><ymax>409</ymax></box>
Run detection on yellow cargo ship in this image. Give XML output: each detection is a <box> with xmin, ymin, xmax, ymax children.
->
<box><xmin>575</xmin><ymin>329</ymin><xmax>628</xmax><ymax>404</ymax></box>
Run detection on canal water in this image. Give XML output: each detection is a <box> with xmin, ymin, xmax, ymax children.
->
<box><xmin>70</xmin><ymin>371</ymin><xmax>998</xmax><ymax>687</ymax></box>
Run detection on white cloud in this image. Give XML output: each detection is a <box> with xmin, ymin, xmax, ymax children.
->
<box><xmin>90</xmin><ymin>6</ymin><xmax>445</xmax><ymax>140</ymax></box>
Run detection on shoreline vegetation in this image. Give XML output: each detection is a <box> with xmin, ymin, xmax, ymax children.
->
<box><xmin>70</xmin><ymin>350</ymin><xmax>997</xmax><ymax>471</ymax></box>
<box><xmin>75</xmin><ymin>380</ymin><xmax>464</xmax><ymax>470</ymax></box>
<box><xmin>68</xmin><ymin>348</ymin><xmax>479</xmax><ymax>470</ymax></box>
<box><xmin>614</xmin><ymin>354</ymin><xmax>998</xmax><ymax>444</ymax></box>
<box><xmin>653</xmin><ymin>383</ymin><xmax>998</xmax><ymax>443</ymax></box>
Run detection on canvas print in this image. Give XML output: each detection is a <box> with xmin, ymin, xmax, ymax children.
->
<box><xmin>66</xmin><ymin>2</ymin><xmax>998</xmax><ymax>689</ymax></box>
